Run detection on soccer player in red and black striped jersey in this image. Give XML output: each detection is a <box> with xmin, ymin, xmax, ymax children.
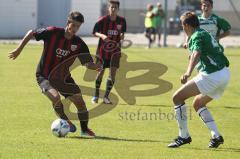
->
<box><xmin>9</xmin><ymin>11</ymin><xmax>102</xmax><ymax>137</ymax></box>
<box><xmin>92</xmin><ymin>0</ymin><xmax>127</xmax><ymax>104</ymax></box>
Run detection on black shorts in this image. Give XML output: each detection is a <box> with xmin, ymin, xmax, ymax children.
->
<box><xmin>96</xmin><ymin>54</ymin><xmax>121</xmax><ymax>69</ymax></box>
<box><xmin>146</xmin><ymin>27</ymin><xmax>156</xmax><ymax>34</ymax></box>
<box><xmin>36</xmin><ymin>75</ymin><xmax>81</xmax><ymax>98</ymax></box>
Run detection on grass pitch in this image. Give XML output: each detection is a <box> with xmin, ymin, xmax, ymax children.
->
<box><xmin>0</xmin><ymin>44</ymin><xmax>239</xmax><ymax>159</ymax></box>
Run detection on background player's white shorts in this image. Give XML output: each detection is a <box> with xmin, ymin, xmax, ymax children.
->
<box><xmin>193</xmin><ymin>67</ymin><xmax>230</xmax><ymax>99</ymax></box>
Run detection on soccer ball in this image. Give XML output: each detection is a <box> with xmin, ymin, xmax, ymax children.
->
<box><xmin>51</xmin><ymin>119</ymin><xmax>70</xmax><ymax>137</ymax></box>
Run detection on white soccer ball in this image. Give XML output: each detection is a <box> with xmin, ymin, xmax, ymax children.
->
<box><xmin>51</xmin><ymin>119</ymin><xmax>70</xmax><ymax>137</ymax></box>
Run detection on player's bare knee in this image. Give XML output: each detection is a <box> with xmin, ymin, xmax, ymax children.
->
<box><xmin>172</xmin><ymin>92</ymin><xmax>183</xmax><ymax>105</ymax></box>
<box><xmin>193</xmin><ymin>97</ymin><xmax>202</xmax><ymax>111</ymax></box>
<box><xmin>45</xmin><ymin>92</ymin><xmax>61</xmax><ymax>105</ymax></box>
<box><xmin>52</xmin><ymin>95</ymin><xmax>61</xmax><ymax>106</ymax></box>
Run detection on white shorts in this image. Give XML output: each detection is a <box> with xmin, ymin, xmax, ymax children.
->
<box><xmin>193</xmin><ymin>67</ymin><xmax>230</xmax><ymax>99</ymax></box>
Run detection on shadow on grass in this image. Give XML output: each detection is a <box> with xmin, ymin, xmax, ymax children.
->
<box><xmin>224</xmin><ymin>106</ymin><xmax>240</xmax><ymax>110</ymax></box>
<box><xmin>183</xmin><ymin>147</ymin><xmax>240</xmax><ymax>153</ymax></box>
<box><xmin>118</xmin><ymin>103</ymin><xmax>171</xmax><ymax>108</ymax></box>
<box><xmin>227</xmin><ymin>54</ymin><xmax>240</xmax><ymax>57</ymax></box>
<box><xmin>119</xmin><ymin>104</ymin><xmax>240</xmax><ymax>109</ymax></box>
<box><xmin>68</xmin><ymin>135</ymin><xmax>169</xmax><ymax>143</ymax></box>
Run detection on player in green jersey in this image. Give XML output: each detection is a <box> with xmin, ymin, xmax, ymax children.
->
<box><xmin>183</xmin><ymin>0</ymin><xmax>231</xmax><ymax>49</ymax></box>
<box><xmin>152</xmin><ymin>3</ymin><xmax>165</xmax><ymax>47</ymax></box>
<box><xmin>199</xmin><ymin>0</ymin><xmax>231</xmax><ymax>41</ymax></box>
<box><xmin>168</xmin><ymin>12</ymin><xmax>230</xmax><ymax>148</ymax></box>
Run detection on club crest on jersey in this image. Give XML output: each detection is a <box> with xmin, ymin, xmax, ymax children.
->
<box><xmin>117</xmin><ymin>25</ymin><xmax>122</xmax><ymax>30</ymax></box>
<box><xmin>71</xmin><ymin>45</ymin><xmax>78</xmax><ymax>51</ymax></box>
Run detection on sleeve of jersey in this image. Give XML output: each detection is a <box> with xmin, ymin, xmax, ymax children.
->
<box><xmin>191</xmin><ymin>35</ymin><xmax>203</xmax><ymax>54</ymax></box>
<box><xmin>153</xmin><ymin>8</ymin><xmax>158</xmax><ymax>15</ymax></box>
<box><xmin>33</xmin><ymin>27</ymin><xmax>54</xmax><ymax>41</ymax></box>
<box><xmin>217</xmin><ymin>17</ymin><xmax>231</xmax><ymax>32</ymax></box>
<box><xmin>92</xmin><ymin>19</ymin><xmax>103</xmax><ymax>34</ymax></box>
<box><xmin>78</xmin><ymin>42</ymin><xmax>94</xmax><ymax>65</ymax></box>
<box><xmin>122</xmin><ymin>18</ymin><xmax>127</xmax><ymax>33</ymax></box>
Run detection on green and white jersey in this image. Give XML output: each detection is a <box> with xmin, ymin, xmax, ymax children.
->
<box><xmin>198</xmin><ymin>14</ymin><xmax>231</xmax><ymax>40</ymax></box>
<box><xmin>188</xmin><ymin>28</ymin><xmax>229</xmax><ymax>74</ymax></box>
<box><xmin>152</xmin><ymin>7</ymin><xmax>164</xmax><ymax>28</ymax></box>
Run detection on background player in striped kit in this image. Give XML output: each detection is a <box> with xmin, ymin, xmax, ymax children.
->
<box><xmin>92</xmin><ymin>0</ymin><xmax>127</xmax><ymax>104</ymax></box>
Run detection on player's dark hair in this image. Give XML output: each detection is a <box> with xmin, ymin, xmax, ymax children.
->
<box><xmin>108</xmin><ymin>0</ymin><xmax>120</xmax><ymax>8</ymax></box>
<box><xmin>67</xmin><ymin>11</ymin><xmax>84</xmax><ymax>24</ymax></box>
<box><xmin>147</xmin><ymin>4</ymin><xmax>154</xmax><ymax>11</ymax></box>
<box><xmin>180</xmin><ymin>11</ymin><xmax>200</xmax><ymax>28</ymax></box>
<box><xmin>201</xmin><ymin>0</ymin><xmax>213</xmax><ymax>7</ymax></box>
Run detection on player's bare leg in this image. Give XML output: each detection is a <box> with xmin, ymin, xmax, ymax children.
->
<box><xmin>173</xmin><ymin>80</ymin><xmax>200</xmax><ymax>105</ymax></box>
<box><xmin>193</xmin><ymin>95</ymin><xmax>224</xmax><ymax>148</ymax></box>
<box><xmin>44</xmin><ymin>89</ymin><xmax>68</xmax><ymax>120</ymax></box>
<box><xmin>44</xmin><ymin>89</ymin><xmax>76</xmax><ymax>132</ymax></box>
<box><xmin>157</xmin><ymin>31</ymin><xmax>162</xmax><ymax>47</ymax></box>
<box><xmin>168</xmin><ymin>80</ymin><xmax>200</xmax><ymax>148</ymax></box>
<box><xmin>145</xmin><ymin>31</ymin><xmax>152</xmax><ymax>48</ymax></box>
<box><xmin>152</xmin><ymin>33</ymin><xmax>156</xmax><ymax>44</ymax></box>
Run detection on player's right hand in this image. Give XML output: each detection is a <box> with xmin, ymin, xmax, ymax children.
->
<box><xmin>101</xmin><ymin>35</ymin><xmax>109</xmax><ymax>41</ymax></box>
<box><xmin>8</xmin><ymin>49</ymin><xmax>21</xmax><ymax>60</ymax></box>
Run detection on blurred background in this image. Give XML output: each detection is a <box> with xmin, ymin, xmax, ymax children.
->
<box><xmin>0</xmin><ymin>0</ymin><xmax>239</xmax><ymax>38</ymax></box>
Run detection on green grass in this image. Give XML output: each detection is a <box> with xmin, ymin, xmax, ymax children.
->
<box><xmin>0</xmin><ymin>44</ymin><xmax>240</xmax><ymax>159</ymax></box>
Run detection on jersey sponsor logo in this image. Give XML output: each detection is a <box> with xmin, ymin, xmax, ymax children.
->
<box><xmin>71</xmin><ymin>45</ymin><xmax>78</xmax><ymax>52</ymax></box>
<box><xmin>56</xmin><ymin>48</ymin><xmax>70</xmax><ymax>58</ymax></box>
<box><xmin>108</xmin><ymin>30</ymin><xmax>119</xmax><ymax>36</ymax></box>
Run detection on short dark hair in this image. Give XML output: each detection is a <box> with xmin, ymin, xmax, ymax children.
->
<box><xmin>109</xmin><ymin>0</ymin><xmax>120</xmax><ymax>8</ymax></box>
<box><xmin>201</xmin><ymin>0</ymin><xmax>213</xmax><ymax>7</ymax></box>
<box><xmin>67</xmin><ymin>11</ymin><xmax>84</xmax><ymax>24</ymax></box>
<box><xmin>180</xmin><ymin>11</ymin><xmax>200</xmax><ymax>28</ymax></box>
<box><xmin>147</xmin><ymin>4</ymin><xmax>154</xmax><ymax>10</ymax></box>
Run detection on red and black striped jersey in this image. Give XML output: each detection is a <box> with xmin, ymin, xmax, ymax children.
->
<box><xmin>33</xmin><ymin>27</ymin><xmax>93</xmax><ymax>79</ymax></box>
<box><xmin>93</xmin><ymin>15</ymin><xmax>127</xmax><ymax>60</ymax></box>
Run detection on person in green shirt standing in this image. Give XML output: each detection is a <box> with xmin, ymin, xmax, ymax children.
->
<box><xmin>184</xmin><ymin>0</ymin><xmax>231</xmax><ymax>49</ymax></box>
<box><xmin>168</xmin><ymin>12</ymin><xmax>230</xmax><ymax>148</ymax></box>
<box><xmin>144</xmin><ymin>4</ymin><xmax>155</xmax><ymax>48</ymax></box>
<box><xmin>152</xmin><ymin>3</ymin><xmax>165</xmax><ymax>47</ymax></box>
<box><xmin>199</xmin><ymin>0</ymin><xmax>231</xmax><ymax>41</ymax></box>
